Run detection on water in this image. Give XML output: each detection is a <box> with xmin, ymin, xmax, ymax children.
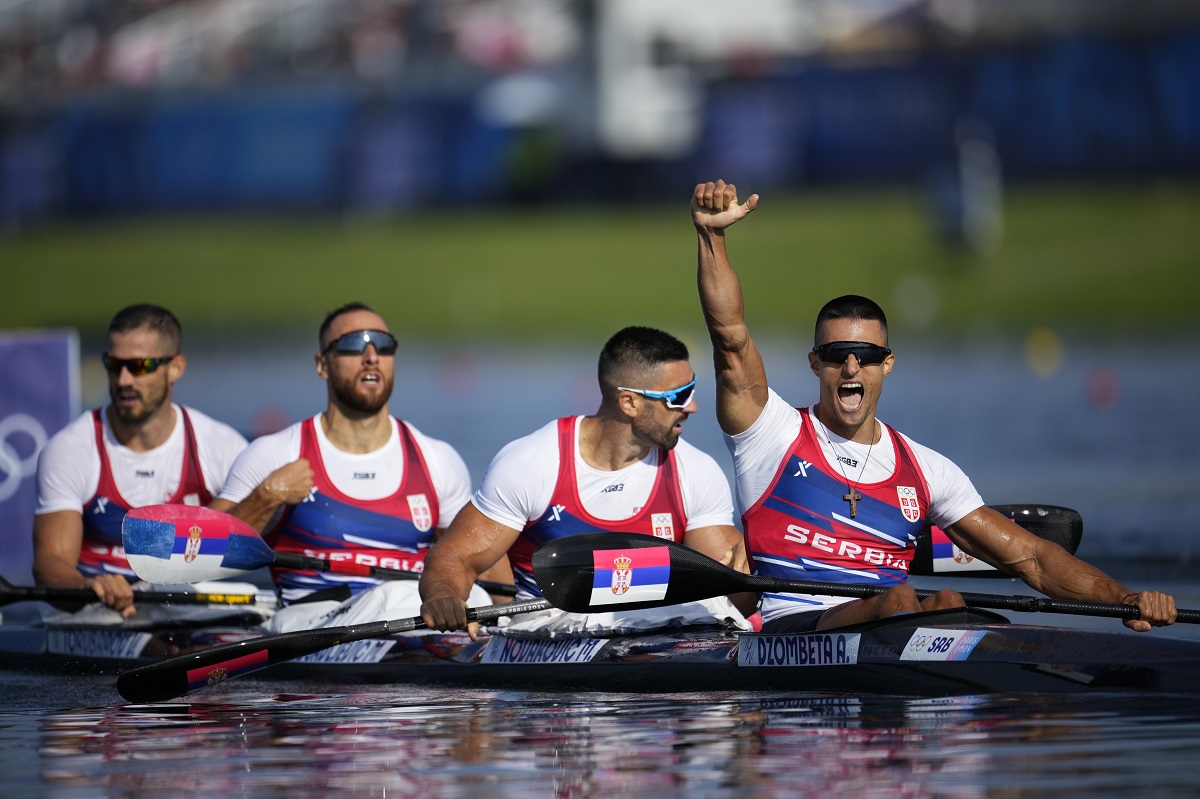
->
<box><xmin>2</xmin><ymin>683</ymin><xmax>1200</xmax><ymax>797</ymax></box>
<box><xmin>10</xmin><ymin>331</ymin><xmax>1194</xmax><ymax>796</ymax></box>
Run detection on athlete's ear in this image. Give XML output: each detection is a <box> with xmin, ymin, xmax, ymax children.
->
<box><xmin>808</xmin><ymin>350</ymin><xmax>821</xmax><ymax>377</ymax></box>
<box><xmin>616</xmin><ymin>389</ymin><xmax>640</xmax><ymax>420</ymax></box>
<box><xmin>314</xmin><ymin>352</ymin><xmax>328</xmax><ymax>380</ymax></box>
<box><xmin>881</xmin><ymin>352</ymin><xmax>894</xmax><ymax>378</ymax></box>
<box><xmin>167</xmin><ymin>353</ymin><xmax>187</xmax><ymax>384</ymax></box>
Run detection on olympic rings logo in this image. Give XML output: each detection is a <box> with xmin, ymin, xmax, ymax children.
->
<box><xmin>0</xmin><ymin>413</ymin><xmax>48</xmax><ymax>503</ymax></box>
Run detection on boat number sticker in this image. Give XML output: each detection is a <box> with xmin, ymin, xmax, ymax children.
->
<box><xmin>899</xmin><ymin>628</ymin><xmax>987</xmax><ymax>661</ymax></box>
<box><xmin>738</xmin><ymin>633</ymin><xmax>861</xmax><ymax>667</ymax></box>
<box><xmin>482</xmin><ymin>637</ymin><xmax>608</xmax><ymax>664</ymax></box>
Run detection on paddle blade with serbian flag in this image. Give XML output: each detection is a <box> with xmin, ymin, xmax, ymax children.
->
<box><xmin>122</xmin><ymin>505</ymin><xmax>276</xmax><ymax>583</ymax></box>
<box><xmin>533</xmin><ymin>531</ymin><xmax>750</xmax><ymax>613</ymax></box>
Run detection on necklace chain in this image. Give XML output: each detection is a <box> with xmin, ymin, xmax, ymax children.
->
<box><xmin>815</xmin><ymin>414</ymin><xmax>878</xmax><ymax>518</ymax></box>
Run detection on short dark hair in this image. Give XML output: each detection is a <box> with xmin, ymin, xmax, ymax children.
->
<box><xmin>319</xmin><ymin>302</ymin><xmax>377</xmax><ymax>347</ymax></box>
<box><xmin>598</xmin><ymin>326</ymin><xmax>690</xmax><ymax>394</ymax></box>
<box><xmin>814</xmin><ymin>295</ymin><xmax>889</xmax><ymax>344</ymax></box>
<box><xmin>108</xmin><ymin>304</ymin><xmax>182</xmax><ymax>353</ymax></box>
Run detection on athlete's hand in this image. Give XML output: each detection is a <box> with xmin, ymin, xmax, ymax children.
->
<box><xmin>261</xmin><ymin>459</ymin><xmax>314</xmax><ymax>506</ymax></box>
<box><xmin>691</xmin><ymin>180</ymin><xmax>758</xmax><ymax>231</ymax></box>
<box><xmin>721</xmin><ymin>538</ymin><xmax>749</xmax><ymax>575</ymax></box>
<box><xmin>87</xmin><ymin>574</ymin><xmax>137</xmax><ymax>619</ymax></box>
<box><xmin>420</xmin><ymin>596</ymin><xmax>480</xmax><ymax>640</ymax></box>
<box><xmin>1123</xmin><ymin>589</ymin><xmax>1177</xmax><ymax>632</ymax></box>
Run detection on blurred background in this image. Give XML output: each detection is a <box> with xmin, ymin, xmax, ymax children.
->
<box><xmin>1</xmin><ymin>0</ymin><xmax>1199</xmax><ymax>578</ymax></box>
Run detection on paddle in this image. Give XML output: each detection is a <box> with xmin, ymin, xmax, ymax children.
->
<box><xmin>911</xmin><ymin>503</ymin><xmax>1082</xmax><ymax>576</ymax></box>
<box><xmin>121</xmin><ymin>504</ymin><xmax>517</xmax><ymax>597</ymax></box>
<box><xmin>0</xmin><ymin>575</ymin><xmax>264</xmax><ymax>607</ymax></box>
<box><xmin>531</xmin><ymin>531</ymin><xmax>1200</xmax><ymax>623</ymax></box>
<box><xmin>115</xmin><ymin>598</ymin><xmax>551</xmax><ymax>704</ymax></box>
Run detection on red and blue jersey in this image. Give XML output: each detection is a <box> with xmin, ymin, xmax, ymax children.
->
<box><xmin>506</xmin><ymin>416</ymin><xmax>688</xmax><ymax>597</ymax></box>
<box><xmin>744</xmin><ymin>408</ymin><xmax>930</xmax><ymax>619</ymax></box>
<box><xmin>79</xmin><ymin>407</ymin><xmax>211</xmax><ymax>579</ymax></box>
<box><xmin>267</xmin><ymin>417</ymin><xmax>438</xmax><ymax>604</ymax></box>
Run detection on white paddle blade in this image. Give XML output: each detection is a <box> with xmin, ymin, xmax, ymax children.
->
<box><xmin>122</xmin><ymin>504</ymin><xmax>277</xmax><ymax>583</ymax></box>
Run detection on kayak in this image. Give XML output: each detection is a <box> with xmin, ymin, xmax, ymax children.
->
<box><xmin>261</xmin><ymin>607</ymin><xmax>1200</xmax><ymax>696</ymax></box>
<box><xmin>7</xmin><ymin>607</ymin><xmax>1199</xmax><ymax>698</ymax></box>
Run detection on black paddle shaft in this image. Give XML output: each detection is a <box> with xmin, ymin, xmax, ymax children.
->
<box><xmin>532</xmin><ymin>532</ymin><xmax>1200</xmax><ymax>623</ymax></box>
<box><xmin>0</xmin><ymin>577</ymin><xmax>260</xmax><ymax>607</ymax></box>
<box><xmin>116</xmin><ymin>598</ymin><xmax>551</xmax><ymax>704</ymax></box>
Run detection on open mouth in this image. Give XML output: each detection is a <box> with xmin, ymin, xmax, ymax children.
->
<box><xmin>838</xmin><ymin>382</ymin><xmax>864</xmax><ymax>413</ymax></box>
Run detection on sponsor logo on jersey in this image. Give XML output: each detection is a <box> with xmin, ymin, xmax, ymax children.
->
<box><xmin>407</xmin><ymin>493</ymin><xmax>432</xmax><ymax>532</ymax></box>
<box><xmin>897</xmin><ymin>485</ymin><xmax>921</xmax><ymax>522</ymax></box>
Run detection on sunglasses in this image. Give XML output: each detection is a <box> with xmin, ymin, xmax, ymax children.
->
<box><xmin>101</xmin><ymin>354</ymin><xmax>177</xmax><ymax>377</ymax></box>
<box><xmin>617</xmin><ymin>377</ymin><xmax>697</xmax><ymax>409</ymax></box>
<box><xmin>811</xmin><ymin>341</ymin><xmax>892</xmax><ymax>365</ymax></box>
<box><xmin>323</xmin><ymin>329</ymin><xmax>398</xmax><ymax>356</ymax></box>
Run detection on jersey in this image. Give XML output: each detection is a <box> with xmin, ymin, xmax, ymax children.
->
<box><xmin>219</xmin><ymin>415</ymin><xmax>471</xmax><ymax>605</ymax></box>
<box><xmin>745</xmin><ymin>407</ymin><xmax>933</xmax><ymax>622</ymax></box>
<box><xmin>505</xmin><ymin>417</ymin><xmax>693</xmax><ymax>597</ymax></box>
<box><xmin>727</xmin><ymin>391</ymin><xmax>984</xmax><ymax>623</ymax></box>
<box><xmin>34</xmin><ymin>404</ymin><xmax>247</xmax><ymax>579</ymax></box>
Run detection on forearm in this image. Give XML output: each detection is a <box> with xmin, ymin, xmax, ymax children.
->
<box><xmin>214</xmin><ymin>486</ymin><xmax>287</xmax><ymax>533</ymax></box>
<box><xmin>1009</xmin><ymin>544</ymin><xmax>1132</xmax><ymax>605</ymax></box>
<box><xmin>696</xmin><ymin>227</ymin><xmax>749</xmax><ymax>353</ymax></box>
<box><xmin>420</xmin><ymin>545</ymin><xmax>484</xmax><ymax>602</ymax></box>
<box><xmin>32</xmin><ymin>556</ymin><xmax>89</xmax><ymax>590</ymax></box>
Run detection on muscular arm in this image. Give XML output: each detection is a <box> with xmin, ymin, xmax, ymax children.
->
<box><xmin>420</xmin><ymin>503</ymin><xmax>522</xmax><ymax>638</ymax></box>
<box><xmin>692</xmin><ymin>180</ymin><xmax>769</xmax><ymax>436</ymax></box>
<box><xmin>944</xmin><ymin>506</ymin><xmax>1177</xmax><ymax>632</ymax></box>
<box><xmin>209</xmin><ymin>458</ymin><xmax>313</xmax><ymax>532</ymax></box>
<box><xmin>32</xmin><ymin>511</ymin><xmax>136</xmax><ymax>617</ymax></box>
<box><xmin>682</xmin><ymin>524</ymin><xmax>759</xmax><ymax>616</ymax></box>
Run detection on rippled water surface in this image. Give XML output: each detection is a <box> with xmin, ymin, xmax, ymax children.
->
<box><xmin>3</xmin><ymin>680</ymin><xmax>1200</xmax><ymax>798</ymax></box>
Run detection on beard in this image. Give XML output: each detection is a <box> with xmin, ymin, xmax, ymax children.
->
<box><xmin>109</xmin><ymin>377</ymin><xmax>169</xmax><ymax>425</ymax></box>
<box><xmin>631</xmin><ymin>411</ymin><xmax>684</xmax><ymax>452</ymax></box>
<box><xmin>330</xmin><ymin>370</ymin><xmax>393</xmax><ymax>415</ymax></box>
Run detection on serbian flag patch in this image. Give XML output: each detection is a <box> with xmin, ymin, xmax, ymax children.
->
<box><xmin>589</xmin><ymin>546</ymin><xmax>670</xmax><ymax>606</ymax></box>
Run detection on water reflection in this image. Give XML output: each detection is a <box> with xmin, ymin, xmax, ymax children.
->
<box><xmin>6</xmin><ymin>690</ymin><xmax>1200</xmax><ymax>798</ymax></box>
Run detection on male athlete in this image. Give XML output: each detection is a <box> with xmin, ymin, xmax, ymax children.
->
<box><xmin>690</xmin><ymin>179</ymin><xmax>1177</xmax><ymax>633</ymax></box>
<box><xmin>33</xmin><ymin>304</ymin><xmax>247</xmax><ymax>618</ymax></box>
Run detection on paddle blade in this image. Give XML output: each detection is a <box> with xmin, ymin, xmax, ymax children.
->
<box><xmin>532</xmin><ymin>532</ymin><xmax>750</xmax><ymax>613</ymax></box>
<box><xmin>911</xmin><ymin>504</ymin><xmax>1084</xmax><ymax>577</ymax></box>
<box><xmin>123</xmin><ymin>505</ymin><xmax>276</xmax><ymax>583</ymax></box>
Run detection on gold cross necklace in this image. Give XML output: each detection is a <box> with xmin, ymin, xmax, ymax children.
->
<box><xmin>816</xmin><ymin>414</ymin><xmax>878</xmax><ymax>518</ymax></box>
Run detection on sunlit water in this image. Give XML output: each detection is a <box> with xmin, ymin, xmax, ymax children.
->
<box><xmin>2</xmin><ymin>682</ymin><xmax>1200</xmax><ymax>798</ymax></box>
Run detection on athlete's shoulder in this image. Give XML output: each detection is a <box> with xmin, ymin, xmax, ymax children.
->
<box><xmin>179</xmin><ymin>404</ymin><xmax>248</xmax><ymax>445</ymax></box>
<box><xmin>45</xmin><ymin>409</ymin><xmax>99</xmax><ymax>445</ymax></box>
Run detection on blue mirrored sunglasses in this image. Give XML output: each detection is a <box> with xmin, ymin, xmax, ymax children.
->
<box><xmin>323</xmin><ymin>329</ymin><xmax>398</xmax><ymax>356</ymax></box>
<box><xmin>811</xmin><ymin>341</ymin><xmax>891</xmax><ymax>365</ymax></box>
<box><xmin>617</xmin><ymin>377</ymin><xmax>697</xmax><ymax>409</ymax></box>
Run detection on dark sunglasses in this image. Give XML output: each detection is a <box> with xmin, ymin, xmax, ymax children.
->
<box><xmin>617</xmin><ymin>377</ymin><xmax>697</xmax><ymax>409</ymax></box>
<box><xmin>101</xmin><ymin>354</ymin><xmax>177</xmax><ymax>377</ymax></box>
<box><xmin>323</xmin><ymin>329</ymin><xmax>398</xmax><ymax>356</ymax></box>
<box><xmin>811</xmin><ymin>341</ymin><xmax>892</xmax><ymax>366</ymax></box>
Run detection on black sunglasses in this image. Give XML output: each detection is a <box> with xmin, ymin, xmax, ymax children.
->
<box><xmin>323</xmin><ymin>329</ymin><xmax>398</xmax><ymax>356</ymax></box>
<box><xmin>101</xmin><ymin>354</ymin><xmax>177</xmax><ymax>377</ymax></box>
<box><xmin>811</xmin><ymin>341</ymin><xmax>892</xmax><ymax>366</ymax></box>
